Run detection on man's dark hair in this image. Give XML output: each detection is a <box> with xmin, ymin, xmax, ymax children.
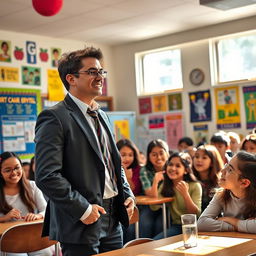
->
<box><xmin>58</xmin><ymin>47</ymin><xmax>103</xmax><ymax>91</ymax></box>
<box><xmin>178</xmin><ymin>137</ymin><xmax>193</xmax><ymax>147</ymax></box>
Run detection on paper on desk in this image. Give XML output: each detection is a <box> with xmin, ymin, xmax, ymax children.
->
<box><xmin>155</xmin><ymin>236</ymin><xmax>251</xmax><ymax>255</ymax></box>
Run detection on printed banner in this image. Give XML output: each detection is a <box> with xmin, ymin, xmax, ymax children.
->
<box><xmin>0</xmin><ymin>66</ymin><xmax>19</xmax><ymax>82</ymax></box>
<box><xmin>152</xmin><ymin>95</ymin><xmax>167</xmax><ymax>112</ymax></box>
<box><xmin>243</xmin><ymin>85</ymin><xmax>256</xmax><ymax>129</ymax></box>
<box><xmin>47</xmin><ymin>69</ymin><xmax>64</xmax><ymax>101</ymax></box>
<box><xmin>139</xmin><ymin>97</ymin><xmax>152</xmax><ymax>114</ymax></box>
<box><xmin>168</xmin><ymin>93</ymin><xmax>182</xmax><ymax>111</ymax></box>
<box><xmin>189</xmin><ymin>90</ymin><xmax>211</xmax><ymax>122</ymax></box>
<box><xmin>214</xmin><ymin>86</ymin><xmax>241</xmax><ymax>129</ymax></box>
<box><xmin>149</xmin><ymin>114</ymin><xmax>165</xmax><ymax>129</ymax></box>
<box><xmin>165</xmin><ymin>112</ymin><xmax>183</xmax><ymax>150</ymax></box>
<box><xmin>0</xmin><ymin>88</ymin><xmax>41</xmax><ymax>159</ymax></box>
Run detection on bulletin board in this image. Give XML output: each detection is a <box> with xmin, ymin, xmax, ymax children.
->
<box><xmin>0</xmin><ymin>88</ymin><xmax>41</xmax><ymax>159</ymax></box>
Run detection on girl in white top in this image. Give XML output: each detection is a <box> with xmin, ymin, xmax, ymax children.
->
<box><xmin>0</xmin><ymin>151</ymin><xmax>51</xmax><ymax>256</ymax></box>
<box><xmin>198</xmin><ymin>151</ymin><xmax>256</xmax><ymax>233</ymax></box>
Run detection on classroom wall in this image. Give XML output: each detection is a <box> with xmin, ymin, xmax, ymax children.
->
<box><xmin>112</xmin><ymin>15</ymin><xmax>256</xmax><ymax>140</ymax></box>
<box><xmin>0</xmin><ymin>30</ymin><xmax>116</xmax><ymax>97</ymax></box>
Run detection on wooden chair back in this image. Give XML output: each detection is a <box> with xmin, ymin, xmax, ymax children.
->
<box><xmin>123</xmin><ymin>238</ymin><xmax>154</xmax><ymax>248</ymax></box>
<box><xmin>0</xmin><ymin>221</ymin><xmax>58</xmax><ymax>255</ymax></box>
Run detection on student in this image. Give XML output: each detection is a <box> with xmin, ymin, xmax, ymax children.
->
<box><xmin>28</xmin><ymin>156</ymin><xmax>35</xmax><ymax>181</ymax></box>
<box><xmin>177</xmin><ymin>136</ymin><xmax>196</xmax><ymax>158</ymax></box>
<box><xmin>192</xmin><ymin>145</ymin><xmax>224</xmax><ymax>211</ymax></box>
<box><xmin>0</xmin><ymin>151</ymin><xmax>51</xmax><ymax>256</ymax></box>
<box><xmin>198</xmin><ymin>151</ymin><xmax>256</xmax><ymax>233</ymax></box>
<box><xmin>116</xmin><ymin>139</ymin><xmax>142</xmax><ymax>196</ymax></box>
<box><xmin>22</xmin><ymin>161</ymin><xmax>30</xmax><ymax>179</ymax></box>
<box><xmin>240</xmin><ymin>133</ymin><xmax>256</xmax><ymax>154</ymax></box>
<box><xmin>139</xmin><ymin>139</ymin><xmax>169</xmax><ymax>238</ymax></box>
<box><xmin>227</xmin><ymin>131</ymin><xmax>241</xmax><ymax>155</ymax></box>
<box><xmin>154</xmin><ymin>152</ymin><xmax>202</xmax><ymax>239</ymax></box>
<box><xmin>138</xmin><ymin>151</ymin><xmax>146</xmax><ymax>166</ymax></box>
<box><xmin>210</xmin><ymin>131</ymin><xmax>232</xmax><ymax>163</ymax></box>
<box><xmin>116</xmin><ymin>139</ymin><xmax>142</xmax><ymax>243</ymax></box>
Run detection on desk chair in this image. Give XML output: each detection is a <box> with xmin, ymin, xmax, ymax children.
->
<box><xmin>0</xmin><ymin>221</ymin><xmax>59</xmax><ymax>256</ymax></box>
<box><xmin>123</xmin><ymin>238</ymin><xmax>154</xmax><ymax>248</ymax></box>
<box><xmin>129</xmin><ymin>206</ymin><xmax>139</xmax><ymax>239</ymax></box>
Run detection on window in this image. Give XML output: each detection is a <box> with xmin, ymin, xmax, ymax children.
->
<box><xmin>214</xmin><ymin>33</ymin><xmax>256</xmax><ymax>84</ymax></box>
<box><xmin>136</xmin><ymin>48</ymin><xmax>183</xmax><ymax>95</ymax></box>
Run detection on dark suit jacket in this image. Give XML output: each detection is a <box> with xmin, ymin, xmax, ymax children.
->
<box><xmin>35</xmin><ymin>94</ymin><xmax>134</xmax><ymax>244</ymax></box>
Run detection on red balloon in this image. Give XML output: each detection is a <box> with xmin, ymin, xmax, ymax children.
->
<box><xmin>32</xmin><ymin>0</ymin><xmax>63</xmax><ymax>16</ymax></box>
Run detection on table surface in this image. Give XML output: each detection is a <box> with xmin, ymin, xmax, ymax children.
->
<box><xmin>95</xmin><ymin>234</ymin><xmax>256</xmax><ymax>256</ymax></box>
<box><xmin>135</xmin><ymin>195</ymin><xmax>174</xmax><ymax>205</ymax></box>
<box><xmin>199</xmin><ymin>231</ymin><xmax>256</xmax><ymax>240</ymax></box>
<box><xmin>0</xmin><ymin>219</ymin><xmax>43</xmax><ymax>236</ymax></box>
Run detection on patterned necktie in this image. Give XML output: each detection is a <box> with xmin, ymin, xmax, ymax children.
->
<box><xmin>87</xmin><ymin>108</ymin><xmax>117</xmax><ymax>190</ymax></box>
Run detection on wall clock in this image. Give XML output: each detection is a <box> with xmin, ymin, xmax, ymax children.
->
<box><xmin>189</xmin><ymin>68</ymin><xmax>204</xmax><ymax>86</ymax></box>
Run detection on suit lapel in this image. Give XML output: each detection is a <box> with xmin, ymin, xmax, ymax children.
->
<box><xmin>64</xmin><ymin>95</ymin><xmax>103</xmax><ymax>162</ymax></box>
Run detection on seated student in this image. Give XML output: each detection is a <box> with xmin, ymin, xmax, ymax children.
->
<box><xmin>177</xmin><ymin>136</ymin><xmax>196</xmax><ymax>158</ymax></box>
<box><xmin>22</xmin><ymin>161</ymin><xmax>30</xmax><ymax>179</ymax></box>
<box><xmin>116</xmin><ymin>139</ymin><xmax>142</xmax><ymax>243</ymax></box>
<box><xmin>28</xmin><ymin>156</ymin><xmax>35</xmax><ymax>181</ymax></box>
<box><xmin>192</xmin><ymin>145</ymin><xmax>224</xmax><ymax>211</ymax></box>
<box><xmin>227</xmin><ymin>131</ymin><xmax>241</xmax><ymax>155</ymax></box>
<box><xmin>154</xmin><ymin>152</ymin><xmax>202</xmax><ymax>239</ymax></box>
<box><xmin>240</xmin><ymin>133</ymin><xmax>256</xmax><ymax>154</ymax></box>
<box><xmin>0</xmin><ymin>151</ymin><xmax>52</xmax><ymax>256</ymax></box>
<box><xmin>198</xmin><ymin>151</ymin><xmax>256</xmax><ymax>233</ymax></box>
<box><xmin>139</xmin><ymin>151</ymin><xmax>147</xmax><ymax>166</ymax></box>
<box><xmin>139</xmin><ymin>139</ymin><xmax>169</xmax><ymax>238</ymax></box>
<box><xmin>210</xmin><ymin>131</ymin><xmax>232</xmax><ymax>164</ymax></box>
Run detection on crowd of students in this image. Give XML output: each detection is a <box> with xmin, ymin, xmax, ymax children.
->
<box><xmin>1</xmin><ymin>129</ymin><xmax>256</xmax><ymax>255</ymax></box>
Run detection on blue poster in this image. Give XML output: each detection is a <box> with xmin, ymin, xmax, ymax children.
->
<box><xmin>0</xmin><ymin>88</ymin><xmax>41</xmax><ymax>159</ymax></box>
<box><xmin>189</xmin><ymin>90</ymin><xmax>212</xmax><ymax>123</ymax></box>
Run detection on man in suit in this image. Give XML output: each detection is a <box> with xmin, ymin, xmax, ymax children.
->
<box><xmin>35</xmin><ymin>47</ymin><xmax>135</xmax><ymax>256</ymax></box>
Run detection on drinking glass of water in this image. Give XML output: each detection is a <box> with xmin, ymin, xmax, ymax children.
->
<box><xmin>181</xmin><ymin>214</ymin><xmax>198</xmax><ymax>248</ymax></box>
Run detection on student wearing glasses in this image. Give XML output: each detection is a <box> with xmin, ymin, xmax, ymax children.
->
<box><xmin>35</xmin><ymin>47</ymin><xmax>134</xmax><ymax>256</ymax></box>
<box><xmin>198</xmin><ymin>151</ymin><xmax>256</xmax><ymax>233</ymax></box>
<box><xmin>0</xmin><ymin>151</ymin><xmax>51</xmax><ymax>255</ymax></box>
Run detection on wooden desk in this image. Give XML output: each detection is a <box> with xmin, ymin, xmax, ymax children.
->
<box><xmin>95</xmin><ymin>234</ymin><xmax>256</xmax><ymax>256</ymax></box>
<box><xmin>199</xmin><ymin>231</ymin><xmax>256</xmax><ymax>240</ymax></box>
<box><xmin>0</xmin><ymin>219</ymin><xmax>43</xmax><ymax>236</ymax></box>
<box><xmin>135</xmin><ymin>196</ymin><xmax>174</xmax><ymax>238</ymax></box>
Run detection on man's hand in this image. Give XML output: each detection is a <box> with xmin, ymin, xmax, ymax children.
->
<box><xmin>82</xmin><ymin>204</ymin><xmax>106</xmax><ymax>225</ymax></box>
<box><xmin>124</xmin><ymin>197</ymin><xmax>135</xmax><ymax>220</ymax></box>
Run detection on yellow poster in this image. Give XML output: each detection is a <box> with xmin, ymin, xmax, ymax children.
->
<box><xmin>214</xmin><ymin>86</ymin><xmax>241</xmax><ymax>129</ymax></box>
<box><xmin>0</xmin><ymin>66</ymin><xmax>19</xmax><ymax>82</ymax></box>
<box><xmin>114</xmin><ymin>120</ymin><xmax>130</xmax><ymax>141</ymax></box>
<box><xmin>47</xmin><ymin>69</ymin><xmax>64</xmax><ymax>101</ymax></box>
<box><xmin>152</xmin><ymin>95</ymin><xmax>167</xmax><ymax>112</ymax></box>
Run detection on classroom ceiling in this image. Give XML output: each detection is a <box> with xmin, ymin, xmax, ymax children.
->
<box><xmin>1</xmin><ymin>0</ymin><xmax>256</xmax><ymax>46</ymax></box>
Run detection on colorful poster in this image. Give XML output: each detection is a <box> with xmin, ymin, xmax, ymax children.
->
<box><xmin>165</xmin><ymin>113</ymin><xmax>183</xmax><ymax>150</ymax></box>
<box><xmin>0</xmin><ymin>40</ymin><xmax>11</xmax><ymax>62</ymax></box>
<box><xmin>0</xmin><ymin>88</ymin><xmax>41</xmax><ymax>159</ymax></box>
<box><xmin>139</xmin><ymin>97</ymin><xmax>152</xmax><ymax>114</ymax></box>
<box><xmin>26</xmin><ymin>41</ymin><xmax>37</xmax><ymax>64</ymax></box>
<box><xmin>51</xmin><ymin>47</ymin><xmax>61</xmax><ymax>67</ymax></box>
<box><xmin>152</xmin><ymin>95</ymin><xmax>167</xmax><ymax>112</ymax></box>
<box><xmin>149</xmin><ymin>114</ymin><xmax>165</xmax><ymax>129</ymax></box>
<box><xmin>193</xmin><ymin>124</ymin><xmax>208</xmax><ymax>146</ymax></box>
<box><xmin>215</xmin><ymin>86</ymin><xmax>241</xmax><ymax>129</ymax></box>
<box><xmin>189</xmin><ymin>90</ymin><xmax>211</xmax><ymax>122</ymax></box>
<box><xmin>0</xmin><ymin>66</ymin><xmax>19</xmax><ymax>82</ymax></box>
<box><xmin>114</xmin><ymin>120</ymin><xmax>130</xmax><ymax>141</ymax></box>
<box><xmin>47</xmin><ymin>69</ymin><xmax>64</xmax><ymax>101</ymax></box>
<box><xmin>243</xmin><ymin>85</ymin><xmax>256</xmax><ymax>129</ymax></box>
<box><xmin>168</xmin><ymin>93</ymin><xmax>182</xmax><ymax>111</ymax></box>
<box><xmin>22</xmin><ymin>66</ymin><xmax>41</xmax><ymax>86</ymax></box>
<box><xmin>137</xmin><ymin>115</ymin><xmax>166</xmax><ymax>154</ymax></box>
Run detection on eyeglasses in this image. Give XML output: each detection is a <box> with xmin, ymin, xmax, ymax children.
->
<box><xmin>74</xmin><ymin>69</ymin><xmax>107</xmax><ymax>78</ymax></box>
<box><xmin>1</xmin><ymin>165</ymin><xmax>22</xmax><ymax>174</ymax></box>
